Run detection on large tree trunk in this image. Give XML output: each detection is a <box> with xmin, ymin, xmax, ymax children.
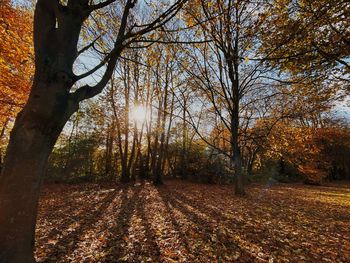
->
<box><xmin>226</xmin><ymin>22</ymin><xmax>245</xmax><ymax>196</ymax></box>
<box><xmin>0</xmin><ymin>1</ymin><xmax>81</xmax><ymax>260</ymax></box>
<box><xmin>0</xmin><ymin>79</ymin><xmax>77</xmax><ymax>262</ymax></box>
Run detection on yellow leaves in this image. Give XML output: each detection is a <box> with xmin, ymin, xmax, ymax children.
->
<box><xmin>186</xmin><ymin>16</ymin><xmax>196</xmax><ymax>27</ymax></box>
<box><xmin>183</xmin><ymin>0</ymin><xmax>203</xmax><ymax>26</ymax></box>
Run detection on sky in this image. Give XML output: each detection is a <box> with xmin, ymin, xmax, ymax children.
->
<box><xmin>10</xmin><ymin>0</ymin><xmax>350</xmax><ymax>124</ymax></box>
<box><xmin>333</xmin><ymin>98</ymin><xmax>350</xmax><ymax>120</ymax></box>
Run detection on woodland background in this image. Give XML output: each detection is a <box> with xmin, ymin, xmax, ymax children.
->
<box><xmin>1</xmin><ymin>0</ymin><xmax>349</xmax><ymax>186</ymax></box>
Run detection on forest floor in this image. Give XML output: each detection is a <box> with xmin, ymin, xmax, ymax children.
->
<box><xmin>35</xmin><ymin>179</ymin><xmax>350</xmax><ymax>263</ymax></box>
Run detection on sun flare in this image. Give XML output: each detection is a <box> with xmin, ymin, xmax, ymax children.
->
<box><xmin>130</xmin><ymin>105</ymin><xmax>149</xmax><ymax>125</ymax></box>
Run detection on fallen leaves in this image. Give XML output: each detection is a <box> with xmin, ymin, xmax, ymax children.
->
<box><xmin>35</xmin><ymin>181</ymin><xmax>350</xmax><ymax>262</ymax></box>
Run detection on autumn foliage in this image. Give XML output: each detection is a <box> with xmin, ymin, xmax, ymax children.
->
<box><xmin>0</xmin><ymin>0</ymin><xmax>349</xmax><ymax>261</ymax></box>
<box><xmin>0</xmin><ymin>0</ymin><xmax>33</xmax><ymax>126</ymax></box>
<box><xmin>263</xmin><ymin>123</ymin><xmax>350</xmax><ymax>183</ymax></box>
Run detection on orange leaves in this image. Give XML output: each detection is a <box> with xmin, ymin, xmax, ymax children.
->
<box><xmin>261</xmin><ymin>0</ymin><xmax>350</xmax><ymax>80</ymax></box>
<box><xmin>264</xmin><ymin>121</ymin><xmax>350</xmax><ymax>183</ymax></box>
<box><xmin>182</xmin><ymin>0</ymin><xmax>203</xmax><ymax>28</ymax></box>
<box><xmin>298</xmin><ymin>163</ymin><xmax>328</xmax><ymax>183</ymax></box>
<box><xmin>34</xmin><ymin>180</ymin><xmax>350</xmax><ymax>262</ymax></box>
<box><xmin>0</xmin><ymin>1</ymin><xmax>33</xmax><ymax>125</ymax></box>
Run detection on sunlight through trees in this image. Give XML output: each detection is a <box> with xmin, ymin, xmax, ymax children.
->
<box><xmin>0</xmin><ymin>0</ymin><xmax>349</xmax><ymax>262</ymax></box>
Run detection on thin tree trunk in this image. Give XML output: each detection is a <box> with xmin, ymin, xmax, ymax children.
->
<box><xmin>128</xmin><ymin>124</ymin><xmax>137</xmax><ymax>181</ymax></box>
<box><xmin>0</xmin><ymin>117</ymin><xmax>10</xmax><ymax>175</ymax></box>
<box><xmin>181</xmin><ymin>96</ymin><xmax>187</xmax><ymax>180</ymax></box>
<box><xmin>162</xmin><ymin>92</ymin><xmax>175</xmax><ymax>175</ymax></box>
<box><xmin>151</xmin><ymin>102</ymin><xmax>161</xmax><ymax>181</ymax></box>
<box><xmin>154</xmin><ymin>80</ymin><xmax>169</xmax><ymax>184</ymax></box>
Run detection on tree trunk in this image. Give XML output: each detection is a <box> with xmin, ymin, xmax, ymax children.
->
<box><xmin>0</xmin><ymin>0</ymin><xmax>85</xmax><ymax>259</ymax></box>
<box><xmin>181</xmin><ymin>98</ymin><xmax>187</xmax><ymax>180</ymax></box>
<box><xmin>228</xmin><ymin>66</ymin><xmax>245</xmax><ymax>195</ymax></box>
<box><xmin>105</xmin><ymin>123</ymin><xmax>115</xmax><ymax>180</ymax></box>
<box><xmin>0</xmin><ymin>80</ymin><xmax>77</xmax><ymax>262</ymax></box>
<box><xmin>154</xmin><ymin>122</ymin><xmax>166</xmax><ymax>185</ymax></box>
<box><xmin>225</xmin><ymin>21</ymin><xmax>245</xmax><ymax>196</ymax></box>
<box><xmin>231</xmin><ymin>98</ymin><xmax>245</xmax><ymax>196</ymax></box>
<box><xmin>231</xmin><ymin>95</ymin><xmax>245</xmax><ymax>195</ymax></box>
<box><xmin>151</xmin><ymin>101</ymin><xmax>161</xmax><ymax>179</ymax></box>
<box><xmin>120</xmin><ymin>157</ymin><xmax>130</xmax><ymax>183</ymax></box>
<box><xmin>153</xmin><ymin>63</ymin><xmax>170</xmax><ymax>185</ymax></box>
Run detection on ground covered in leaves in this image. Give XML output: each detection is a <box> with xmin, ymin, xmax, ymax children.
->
<box><xmin>35</xmin><ymin>180</ymin><xmax>350</xmax><ymax>262</ymax></box>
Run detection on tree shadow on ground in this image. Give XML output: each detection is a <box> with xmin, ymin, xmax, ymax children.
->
<box><xmin>100</xmin><ymin>182</ymin><xmax>161</xmax><ymax>262</ymax></box>
<box><xmin>136</xmin><ymin>185</ymin><xmax>162</xmax><ymax>260</ymax></box>
<box><xmin>157</xmin><ymin>189</ymin><xmax>191</xmax><ymax>255</ymax></box>
<box><xmin>36</xmin><ymin>180</ymin><xmax>350</xmax><ymax>262</ymax></box>
<box><xmin>41</xmin><ymin>189</ymin><xmax>119</xmax><ymax>262</ymax></box>
<box><xmin>157</xmin><ymin>185</ymin><xmax>252</xmax><ymax>262</ymax></box>
<box><xmin>99</xmin><ymin>184</ymin><xmax>139</xmax><ymax>262</ymax></box>
<box><xmin>168</xmin><ymin>186</ymin><xmax>309</xmax><ymax>256</ymax></box>
<box><xmin>161</xmin><ymin>182</ymin><xmax>350</xmax><ymax>262</ymax></box>
<box><xmin>37</xmin><ymin>187</ymin><xmax>117</xmax><ymax>250</ymax></box>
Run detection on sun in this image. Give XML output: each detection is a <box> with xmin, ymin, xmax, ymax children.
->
<box><xmin>130</xmin><ymin>105</ymin><xmax>149</xmax><ymax>125</ymax></box>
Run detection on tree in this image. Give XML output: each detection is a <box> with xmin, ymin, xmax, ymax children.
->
<box><xmin>261</xmin><ymin>0</ymin><xmax>350</xmax><ymax>85</ymax></box>
<box><xmin>181</xmin><ymin>0</ymin><xmax>273</xmax><ymax>195</ymax></box>
<box><xmin>0</xmin><ymin>0</ymin><xmax>34</xmax><ymax>164</ymax></box>
<box><xmin>0</xmin><ymin>0</ymin><xmax>186</xmax><ymax>261</ymax></box>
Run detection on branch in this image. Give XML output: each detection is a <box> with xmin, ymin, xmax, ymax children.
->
<box><xmin>71</xmin><ymin>0</ymin><xmax>137</xmax><ymax>101</ymax></box>
<box><xmin>311</xmin><ymin>42</ymin><xmax>350</xmax><ymax>70</ymax></box>
<box><xmin>131</xmin><ymin>38</ymin><xmax>212</xmax><ymax>45</ymax></box>
<box><xmin>77</xmin><ymin>35</ymin><xmax>101</xmax><ymax>56</ymax></box>
<box><xmin>89</xmin><ymin>0</ymin><xmax>118</xmax><ymax>11</ymax></box>
<box><xmin>124</xmin><ymin>0</ymin><xmax>186</xmax><ymax>42</ymax></box>
<box><xmin>75</xmin><ymin>47</ymin><xmax>115</xmax><ymax>81</ymax></box>
<box><xmin>71</xmin><ymin>43</ymin><xmax>122</xmax><ymax>102</ymax></box>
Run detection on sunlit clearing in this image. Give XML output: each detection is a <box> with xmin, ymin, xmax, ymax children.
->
<box><xmin>130</xmin><ymin>105</ymin><xmax>149</xmax><ymax>126</ymax></box>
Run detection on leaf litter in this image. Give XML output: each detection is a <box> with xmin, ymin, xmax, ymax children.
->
<box><xmin>35</xmin><ymin>180</ymin><xmax>350</xmax><ymax>262</ymax></box>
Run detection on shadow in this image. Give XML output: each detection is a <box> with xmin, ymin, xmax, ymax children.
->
<box><xmin>99</xmin><ymin>183</ymin><xmax>143</xmax><ymax>262</ymax></box>
<box><xmin>166</xmin><ymin>182</ymin><xmax>350</xmax><ymax>262</ymax></box>
<box><xmin>37</xmin><ymin>187</ymin><xmax>117</xmax><ymax>247</ymax></box>
<box><xmin>156</xmin><ymin>187</ymin><xmax>191</xmax><ymax>255</ymax></box>
<box><xmin>135</xmin><ymin>185</ymin><xmax>162</xmax><ymax>261</ymax></box>
<box><xmin>170</xmin><ymin>187</ymin><xmax>297</xmax><ymax>246</ymax></box>
<box><xmin>42</xmin><ymin>189</ymin><xmax>119</xmax><ymax>262</ymax></box>
<box><xmin>157</xmin><ymin>185</ymin><xmax>248</xmax><ymax>261</ymax></box>
<box><xmin>37</xmin><ymin>180</ymin><xmax>350</xmax><ymax>262</ymax></box>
